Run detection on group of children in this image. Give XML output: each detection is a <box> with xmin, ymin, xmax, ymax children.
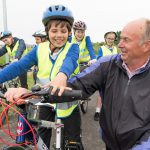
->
<box><xmin>0</xmin><ymin>4</ymin><xmax>119</xmax><ymax>149</ymax></box>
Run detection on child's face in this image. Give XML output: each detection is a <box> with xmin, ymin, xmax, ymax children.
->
<box><xmin>74</xmin><ymin>29</ymin><xmax>85</xmax><ymax>42</ymax></box>
<box><xmin>34</xmin><ymin>37</ymin><xmax>42</xmax><ymax>45</ymax></box>
<box><xmin>105</xmin><ymin>33</ymin><xmax>116</xmax><ymax>47</ymax></box>
<box><xmin>48</xmin><ymin>22</ymin><xmax>69</xmax><ymax>50</ymax></box>
<box><xmin>2</xmin><ymin>35</ymin><xmax>13</xmax><ymax>46</ymax></box>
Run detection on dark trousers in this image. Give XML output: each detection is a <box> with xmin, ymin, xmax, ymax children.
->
<box><xmin>38</xmin><ymin>106</ymin><xmax>83</xmax><ymax>149</ymax></box>
<box><xmin>19</xmin><ymin>72</ymin><xmax>28</xmax><ymax>89</ymax></box>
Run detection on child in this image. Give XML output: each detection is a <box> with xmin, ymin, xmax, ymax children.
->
<box><xmin>94</xmin><ymin>31</ymin><xmax>119</xmax><ymax>121</ymax></box>
<box><xmin>32</xmin><ymin>30</ymin><xmax>48</xmax><ymax>45</ymax></box>
<box><xmin>71</xmin><ymin>21</ymin><xmax>97</xmax><ymax>67</ymax></box>
<box><xmin>0</xmin><ymin>31</ymin><xmax>28</xmax><ymax>88</ymax></box>
<box><xmin>0</xmin><ymin>4</ymin><xmax>83</xmax><ymax>149</ymax></box>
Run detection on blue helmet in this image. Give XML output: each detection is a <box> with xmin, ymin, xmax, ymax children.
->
<box><xmin>0</xmin><ymin>31</ymin><xmax>12</xmax><ymax>40</ymax></box>
<box><xmin>42</xmin><ymin>5</ymin><xmax>74</xmax><ymax>26</ymax></box>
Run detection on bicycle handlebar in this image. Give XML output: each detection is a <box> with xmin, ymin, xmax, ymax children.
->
<box><xmin>31</xmin><ymin>85</ymin><xmax>82</xmax><ymax>103</ymax></box>
<box><xmin>0</xmin><ymin>85</ymin><xmax>83</xmax><ymax>104</ymax></box>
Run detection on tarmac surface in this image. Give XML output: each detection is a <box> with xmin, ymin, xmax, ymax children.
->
<box><xmin>79</xmin><ymin>92</ymin><xmax>106</xmax><ymax>150</ymax></box>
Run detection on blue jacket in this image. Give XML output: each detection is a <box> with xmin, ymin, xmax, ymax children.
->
<box><xmin>0</xmin><ymin>43</ymin><xmax>79</xmax><ymax>83</ymax></box>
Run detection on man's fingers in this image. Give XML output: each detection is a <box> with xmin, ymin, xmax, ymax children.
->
<box><xmin>51</xmin><ymin>86</ymin><xmax>58</xmax><ymax>95</ymax></box>
<box><xmin>58</xmin><ymin>87</ymin><xmax>72</xmax><ymax>96</ymax></box>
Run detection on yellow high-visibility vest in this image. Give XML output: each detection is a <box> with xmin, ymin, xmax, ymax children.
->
<box><xmin>37</xmin><ymin>41</ymin><xmax>79</xmax><ymax>118</ymax></box>
<box><xmin>101</xmin><ymin>45</ymin><xmax>118</xmax><ymax>56</ymax></box>
<box><xmin>72</xmin><ymin>36</ymin><xmax>90</xmax><ymax>63</ymax></box>
<box><xmin>6</xmin><ymin>40</ymin><xmax>28</xmax><ymax>62</ymax></box>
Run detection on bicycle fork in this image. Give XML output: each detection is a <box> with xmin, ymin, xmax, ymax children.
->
<box><xmin>55</xmin><ymin>118</ymin><xmax>64</xmax><ymax>150</ymax></box>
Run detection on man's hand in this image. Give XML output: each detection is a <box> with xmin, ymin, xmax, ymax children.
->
<box><xmin>43</xmin><ymin>72</ymin><xmax>72</xmax><ymax>96</ymax></box>
<box><xmin>4</xmin><ymin>87</ymin><xmax>30</xmax><ymax>104</ymax></box>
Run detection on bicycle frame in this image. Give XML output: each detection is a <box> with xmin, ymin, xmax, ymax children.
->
<box><xmin>0</xmin><ymin>85</ymin><xmax>83</xmax><ymax>150</ymax></box>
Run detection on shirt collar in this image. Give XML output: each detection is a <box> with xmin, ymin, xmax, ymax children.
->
<box><xmin>122</xmin><ymin>58</ymin><xmax>150</xmax><ymax>78</ymax></box>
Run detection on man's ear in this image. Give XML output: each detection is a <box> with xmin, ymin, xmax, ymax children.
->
<box><xmin>143</xmin><ymin>40</ymin><xmax>150</xmax><ymax>52</ymax></box>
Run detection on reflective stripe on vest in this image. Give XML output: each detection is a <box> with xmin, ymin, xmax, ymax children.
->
<box><xmin>72</xmin><ymin>36</ymin><xmax>90</xmax><ymax>63</ymax></box>
<box><xmin>6</xmin><ymin>40</ymin><xmax>28</xmax><ymax>62</ymax></box>
<box><xmin>37</xmin><ymin>41</ymin><xmax>79</xmax><ymax>118</ymax></box>
<box><xmin>101</xmin><ymin>45</ymin><xmax>118</xmax><ymax>56</ymax></box>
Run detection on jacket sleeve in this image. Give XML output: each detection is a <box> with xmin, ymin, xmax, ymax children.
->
<box><xmin>15</xmin><ymin>39</ymin><xmax>27</xmax><ymax>59</ymax></box>
<box><xmin>97</xmin><ymin>47</ymin><xmax>103</xmax><ymax>59</ymax></box>
<box><xmin>67</xmin><ymin>58</ymin><xmax>105</xmax><ymax>98</ymax></box>
<box><xmin>86</xmin><ymin>36</ymin><xmax>96</xmax><ymax>60</ymax></box>
<box><xmin>0</xmin><ymin>46</ymin><xmax>7</xmax><ymax>56</ymax></box>
<box><xmin>59</xmin><ymin>43</ymin><xmax>79</xmax><ymax>78</ymax></box>
<box><xmin>0</xmin><ymin>46</ymin><xmax>38</xmax><ymax>83</ymax></box>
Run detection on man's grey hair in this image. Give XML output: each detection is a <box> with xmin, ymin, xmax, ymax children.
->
<box><xmin>141</xmin><ymin>19</ymin><xmax>150</xmax><ymax>43</ymax></box>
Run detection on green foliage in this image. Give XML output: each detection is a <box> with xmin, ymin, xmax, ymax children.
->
<box><xmin>93</xmin><ymin>42</ymin><xmax>105</xmax><ymax>55</ymax></box>
<box><xmin>115</xmin><ymin>31</ymin><xmax>121</xmax><ymax>45</ymax></box>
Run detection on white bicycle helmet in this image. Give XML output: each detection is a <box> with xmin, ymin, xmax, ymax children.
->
<box><xmin>32</xmin><ymin>30</ymin><xmax>47</xmax><ymax>37</ymax></box>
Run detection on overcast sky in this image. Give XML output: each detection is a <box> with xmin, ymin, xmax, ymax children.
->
<box><xmin>0</xmin><ymin>0</ymin><xmax>150</xmax><ymax>44</ymax></box>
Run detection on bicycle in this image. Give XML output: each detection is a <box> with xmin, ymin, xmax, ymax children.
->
<box><xmin>0</xmin><ymin>63</ymin><xmax>21</xmax><ymax>125</ymax></box>
<box><xmin>0</xmin><ymin>85</ymin><xmax>83</xmax><ymax>150</ymax></box>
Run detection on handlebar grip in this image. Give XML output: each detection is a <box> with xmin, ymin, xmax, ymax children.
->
<box><xmin>47</xmin><ymin>89</ymin><xmax>82</xmax><ymax>103</ymax></box>
<box><xmin>62</xmin><ymin>90</ymin><xmax>82</xmax><ymax>98</ymax></box>
<box><xmin>32</xmin><ymin>85</ymin><xmax>82</xmax><ymax>103</ymax></box>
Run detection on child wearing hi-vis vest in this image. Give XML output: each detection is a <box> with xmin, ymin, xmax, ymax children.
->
<box><xmin>94</xmin><ymin>31</ymin><xmax>119</xmax><ymax>121</ymax></box>
<box><xmin>0</xmin><ymin>5</ymin><xmax>83</xmax><ymax>149</ymax></box>
<box><xmin>71</xmin><ymin>21</ymin><xmax>97</xmax><ymax>67</ymax></box>
<box><xmin>0</xmin><ymin>31</ymin><xmax>28</xmax><ymax>89</ymax></box>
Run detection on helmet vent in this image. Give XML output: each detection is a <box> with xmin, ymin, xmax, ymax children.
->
<box><xmin>55</xmin><ymin>5</ymin><xmax>59</xmax><ymax>10</ymax></box>
<box><xmin>49</xmin><ymin>7</ymin><xmax>52</xmax><ymax>12</ymax></box>
<box><xmin>62</xmin><ymin>6</ymin><xmax>65</xmax><ymax>11</ymax></box>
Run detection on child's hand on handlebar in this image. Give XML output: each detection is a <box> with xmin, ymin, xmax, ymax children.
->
<box><xmin>4</xmin><ymin>87</ymin><xmax>30</xmax><ymax>103</ymax></box>
<box><xmin>88</xmin><ymin>59</ymin><xmax>97</xmax><ymax>66</ymax></box>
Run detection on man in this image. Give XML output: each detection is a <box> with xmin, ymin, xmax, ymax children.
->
<box><xmin>0</xmin><ymin>31</ymin><xmax>28</xmax><ymax>88</ymax></box>
<box><xmin>4</xmin><ymin>18</ymin><xmax>150</xmax><ymax>149</ymax></box>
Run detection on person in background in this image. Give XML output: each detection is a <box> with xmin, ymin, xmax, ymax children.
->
<box><xmin>32</xmin><ymin>30</ymin><xmax>48</xmax><ymax>45</ymax></box>
<box><xmin>0</xmin><ymin>4</ymin><xmax>83</xmax><ymax>149</ymax></box>
<box><xmin>0</xmin><ymin>31</ymin><xmax>28</xmax><ymax>88</ymax></box>
<box><xmin>71</xmin><ymin>21</ymin><xmax>97</xmax><ymax>67</ymax></box>
<box><xmin>94</xmin><ymin>31</ymin><xmax>119</xmax><ymax>121</ymax></box>
<box><xmin>32</xmin><ymin>30</ymin><xmax>48</xmax><ymax>84</ymax></box>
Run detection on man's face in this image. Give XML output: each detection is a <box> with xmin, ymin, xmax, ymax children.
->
<box><xmin>1</xmin><ymin>35</ymin><xmax>13</xmax><ymax>46</ymax></box>
<box><xmin>118</xmin><ymin>22</ymin><xmax>146</xmax><ymax>65</ymax></box>
<box><xmin>48</xmin><ymin>22</ymin><xmax>69</xmax><ymax>50</ymax></box>
<box><xmin>105</xmin><ymin>33</ymin><xmax>116</xmax><ymax>47</ymax></box>
<box><xmin>74</xmin><ymin>29</ymin><xmax>85</xmax><ymax>42</ymax></box>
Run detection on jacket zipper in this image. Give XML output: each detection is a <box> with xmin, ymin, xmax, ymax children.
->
<box><xmin>115</xmin><ymin>79</ymin><xmax>131</xmax><ymax>149</ymax></box>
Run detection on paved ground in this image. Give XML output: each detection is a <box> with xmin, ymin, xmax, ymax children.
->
<box><xmin>50</xmin><ymin>91</ymin><xmax>106</xmax><ymax>150</ymax></box>
<box><xmin>0</xmin><ymin>92</ymin><xmax>106</xmax><ymax>150</ymax></box>
<box><xmin>80</xmin><ymin>92</ymin><xmax>105</xmax><ymax>150</ymax></box>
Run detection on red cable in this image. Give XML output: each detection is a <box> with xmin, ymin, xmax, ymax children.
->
<box><xmin>0</xmin><ymin>98</ymin><xmax>38</xmax><ymax>150</ymax></box>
